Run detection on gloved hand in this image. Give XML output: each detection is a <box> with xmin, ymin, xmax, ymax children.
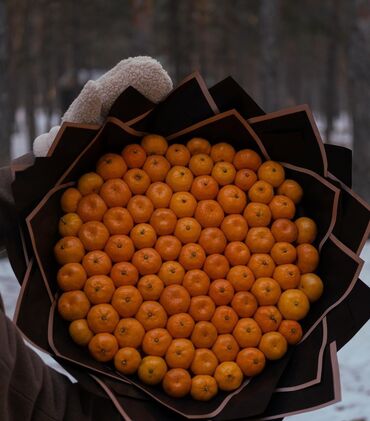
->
<box><xmin>33</xmin><ymin>56</ymin><xmax>173</xmax><ymax>157</ymax></box>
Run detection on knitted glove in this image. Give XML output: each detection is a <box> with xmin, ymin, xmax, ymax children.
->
<box><xmin>33</xmin><ymin>56</ymin><xmax>172</xmax><ymax>157</ymax></box>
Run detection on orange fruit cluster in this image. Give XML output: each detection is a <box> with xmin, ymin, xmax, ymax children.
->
<box><xmin>55</xmin><ymin>134</ymin><xmax>323</xmax><ymax>401</ymax></box>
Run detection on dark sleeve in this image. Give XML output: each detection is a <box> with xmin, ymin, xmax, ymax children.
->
<box><xmin>0</xmin><ymin>165</ymin><xmax>16</xmax><ymax>255</ymax></box>
<box><xmin>0</xmin><ymin>295</ymin><xmax>123</xmax><ymax>421</ymax></box>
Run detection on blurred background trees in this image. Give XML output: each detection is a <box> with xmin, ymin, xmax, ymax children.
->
<box><xmin>0</xmin><ymin>0</ymin><xmax>369</xmax><ymax>201</ymax></box>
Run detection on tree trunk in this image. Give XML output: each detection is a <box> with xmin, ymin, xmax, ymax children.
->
<box><xmin>130</xmin><ymin>0</ymin><xmax>153</xmax><ymax>56</ymax></box>
<box><xmin>192</xmin><ymin>0</ymin><xmax>208</xmax><ymax>80</ymax></box>
<box><xmin>0</xmin><ymin>0</ymin><xmax>10</xmax><ymax>166</ymax></box>
<box><xmin>259</xmin><ymin>0</ymin><xmax>280</xmax><ymax>112</ymax></box>
<box><xmin>324</xmin><ymin>2</ymin><xmax>339</xmax><ymax>144</ymax></box>
<box><xmin>21</xmin><ymin>0</ymin><xmax>36</xmax><ymax>148</ymax></box>
<box><xmin>0</xmin><ymin>0</ymin><xmax>16</xmax><ymax>166</ymax></box>
<box><xmin>347</xmin><ymin>0</ymin><xmax>370</xmax><ymax>202</ymax></box>
<box><xmin>25</xmin><ymin>83</ymin><xmax>36</xmax><ymax>148</ymax></box>
<box><xmin>168</xmin><ymin>0</ymin><xmax>180</xmax><ymax>83</ymax></box>
<box><xmin>324</xmin><ymin>39</ymin><xmax>337</xmax><ymax>143</ymax></box>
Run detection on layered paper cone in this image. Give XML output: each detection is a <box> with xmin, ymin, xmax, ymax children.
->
<box><xmin>8</xmin><ymin>73</ymin><xmax>370</xmax><ymax>420</ymax></box>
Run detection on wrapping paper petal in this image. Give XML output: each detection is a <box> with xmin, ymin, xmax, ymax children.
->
<box><xmin>93</xmin><ymin>375</ymin><xmax>183</xmax><ymax>421</ymax></box>
<box><xmin>243</xmin><ymin>342</ymin><xmax>340</xmax><ymax>420</ymax></box>
<box><xmin>108</xmin><ymin>86</ymin><xmax>155</xmax><ymax>124</ymax></box>
<box><xmin>3</xmin><ymin>217</ymin><xmax>29</xmax><ymax>284</ymax></box>
<box><xmin>324</xmin><ymin>144</ymin><xmax>352</xmax><ymax>187</ymax></box>
<box><xmin>248</xmin><ymin>106</ymin><xmax>328</xmax><ymax>177</ymax></box>
<box><xmin>13</xmin><ymin>259</ymin><xmax>52</xmax><ymax>353</ymax></box>
<box><xmin>331</xmin><ymin>176</ymin><xmax>370</xmax><ymax>255</ymax></box>
<box><xmin>132</xmin><ymin>73</ymin><xmax>219</xmax><ymax>134</ymax></box>
<box><xmin>12</xmin><ymin>124</ymin><xmax>99</xmax><ymax>220</ymax></box>
<box><xmin>26</xmin><ymin>183</ymin><xmax>74</xmax><ymax>299</ymax></box>
<box><xmin>326</xmin><ymin>279</ymin><xmax>370</xmax><ymax>350</ymax></box>
<box><xmin>209</xmin><ymin>76</ymin><xmax>265</xmax><ymax>119</ymax></box>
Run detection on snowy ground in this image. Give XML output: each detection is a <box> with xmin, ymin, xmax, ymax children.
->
<box><xmin>0</xmin><ymin>242</ymin><xmax>369</xmax><ymax>420</ymax></box>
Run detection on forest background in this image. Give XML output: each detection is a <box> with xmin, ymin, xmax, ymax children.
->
<box><xmin>0</xmin><ymin>0</ymin><xmax>369</xmax><ymax>201</ymax></box>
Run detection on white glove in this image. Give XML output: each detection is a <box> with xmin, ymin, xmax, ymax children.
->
<box><xmin>33</xmin><ymin>56</ymin><xmax>173</xmax><ymax>157</ymax></box>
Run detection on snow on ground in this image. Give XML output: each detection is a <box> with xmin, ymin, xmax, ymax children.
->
<box><xmin>0</xmin><ymin>242</ymin><xmax>369</xmax><ymax>419</ymax></box>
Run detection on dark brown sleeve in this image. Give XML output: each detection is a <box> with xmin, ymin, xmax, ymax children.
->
<box><xmin>0</xmin><ymin>296</ymin><xmax>122</xmax><ymax>421</ymax></box>
<box><xmin>0</xmin><ymin>153</ymin><xmax>35</xmax><ymax>255</ymax></box>
<box><xmin>0</xmin><ymin>165</ymin><xmax>16</xmax><ymax>255</ymax></box>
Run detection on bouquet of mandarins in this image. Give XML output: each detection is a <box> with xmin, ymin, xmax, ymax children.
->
<box><xmin>56</xmin><ymin>135</ymin><xmax>320</xmax><ymax>399</ymax></box>
<box><xmin>10</xmin><ymin>73</ymin><xmax>370</xmax><ymax>420</ymax></box>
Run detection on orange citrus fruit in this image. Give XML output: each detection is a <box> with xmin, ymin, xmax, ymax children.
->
<box><xmin>214</xmin><ymin>361</ymin><xmax>243</xmax><ymax>391</ymax></box>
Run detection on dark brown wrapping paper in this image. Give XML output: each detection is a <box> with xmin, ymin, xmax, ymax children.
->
<box><xmin>13</xmin><ymin>260</ymin><xmax>52</xmax><ymax>353</ymax></box>
<box><xmin>132</xmin><ymin>74</ymin><xmax>219</xmax><ymax>135</ymax></box>
<box><xmin>324</xmin><ymin>144</ymin><xmax>352</xmax><ymax>187</ymax></box>
<box><xmin>108</xmin><ymin>85</ymin><xmax>155</xmax><ymax>124</ymax></box>
<box><xmin>9</xmin><ymin>72</ymin><xmax>370</xmax><ymax>420</ymax></box>
<box><xmin>12</xmin><ymin>124</ymin><xmax>100</xmax><ymax>220</ymax></box>
<box><xmin>248</xmin><ymin>107</ymin><xmax>327</xmax><ymax>176</ymax></box>
<box><xmin>209</xmin><ymin>77</ymin><xmax>265</xmax><ymax>120</ymax></box>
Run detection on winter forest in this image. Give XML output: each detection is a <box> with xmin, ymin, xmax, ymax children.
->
<box><xmin>0</xmin><ymin>0</ymin><xmax>369</xmax><ymax>201</ymax></box>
